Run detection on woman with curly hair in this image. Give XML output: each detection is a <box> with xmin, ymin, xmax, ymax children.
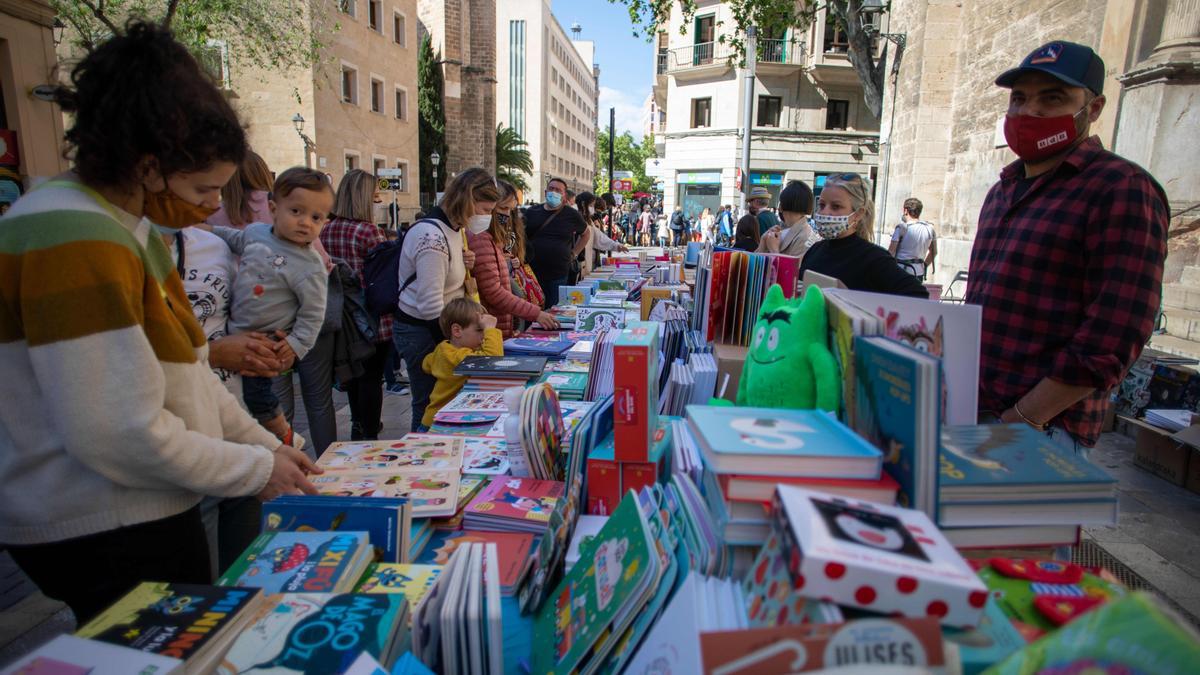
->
<box><xmin>0</xmin><ymin>23</ymin><xmax>319</xmax><ymax>622</ymax></box>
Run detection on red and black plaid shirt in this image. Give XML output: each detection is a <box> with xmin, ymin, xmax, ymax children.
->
<box><xmin>966</xmin><ymin>136</ymin><xmax>1168</xmax><ymax>446</ymax></box>
<box><xmin>320</xmin><ymin>217</ymin><xmax>393</xmax><ymax>343</ymax></box>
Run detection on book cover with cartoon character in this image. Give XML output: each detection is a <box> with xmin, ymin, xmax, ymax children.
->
<box><xmin>310</xmin><ymin>470</ymin><xmax>461</xmax><ymax>518</ymax></box>
<box><xmin>215</xmin><ymin>593</ymin><xmax>405</xmax><ymax>674</ymax></box>
<box><xmin>355</xmin><ymin>563</ymin><xmax>442</xmax><ymax>613</ymax></box>
<box><xmin>939</xmin><ymin>424</ymin><xmax>1116</xmax><ymax>497</ymax></box>
<box><xmin>464</xmin><ymin>477</ymin><xmax>565</xmax><ymax>530</ymax></box>
<box><xmin>461</xmin><ymin>437</ymin><xmax>510</xmax><ymax>475</ymax></box>
<box><xmin>531</xmin><ymin>492</ymin><xmax>660</xmax><ymax>675</ymax></box>
<box><xmin>415</xmin><ymin>530</ymin><xmax>534</xmax><ymax>593</ymax></box>
<box><xmin>77</xmin><ymin>582</ymin><xmax>261</xmax><ymax>663</ymax></box>
<box><xmin>217</xmin><ymin>532</ymin><xmax>370</xmax><ymax>594</ymax></box>
<box><xmin>261</xmin><ymin>496</ymin><xmax>409</xmax><ymax>563</ymax></box>
<box><xmin>316</xmin><ymin>436</ymin><xmax>465</xmax><ymax>473</ymax></box>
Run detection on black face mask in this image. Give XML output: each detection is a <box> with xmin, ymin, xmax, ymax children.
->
<box><xmin>495</xmin><ymin>213</ymin><xmax>510</xmax><ymax>226</ymax></box>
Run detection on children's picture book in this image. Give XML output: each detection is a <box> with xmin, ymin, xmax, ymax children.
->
<box><xmin>262</xmin><ymin>495</ymin><xmax>412</xmax><ymax>563</ymax></box>
<box><xmin>217</xmin><ymin>531</ymin><xmax>372</xmax><ymax>595</ymax></box>
<box><xmin>454</xmin><ymin>355</ymin><xmax>548</xmax><ymax>378</ymax></box>
<box><xmin>433</xmin><ymin>391</ymin><xmax>509</xmax><ymax>424</ymax></box>
<box><xmin>684</xmin><ymin>405</ymin><xmax>882</xmax><ymax>479</ymax></box>
<box><xmin>463</xmin><ymin>477</ymin><xmax>565</xmax><ymax>533</ymax></box>
<box><xmin>535</xmin><ymin>371</ymin><xmax>589</xmax><ymax>400</ymax></box>
<box><xmin>416</xmin><ymin>530</ymin><xmax>534</xmax><ymax>594</ymax></box>
<box><xmin>558</xmin><ymin>285</ymin><xmax>594</xmax><ymax>306</ymax></box>
<box><xmin>355</xmin><ymin>563</ymin><xmax>442</xmax><ymax>611</ymax></box>
<box><xmin>309</xmin><ymin>470</ymin><xmax>462</xmax><ymax>517</ymax></box>
<box><xmin>824</xmin><ymin>291</ymin><xmax>884</xmax><ymax>427</ymax></box>
<box><xmin>827</xmin><ymin>288</ymin><xmax>981</xmax><ymax>425</ymax></box>
<box><xmin>942</xmin><ymin>595</ymin><xmax>1027</xmax><ymax>675</ymax></box>
<box><xmin>743</xmin><ymin>531</ymin><xmax>843</xmax><ymax>627</ymax></box>
<box><xmin>1</xmin><ymin>634</ymin><xmax>185</xmax><ymax>675</ymax></box>
<box><xmin>75</xmin><ymin>583</ymin><xmax>261</xmax><ymax>674</ymax></box>
<box><xmin>772</xmin><ymin>484</ymin><xmax>987</xmax><ymax>627</ymax></box>
<box><xmin>531</xmin><ymin>492</ymin><xmax>661</xmax><ymax>675</ymax></box>
<box><xmin>575</xmin><ymin>306</ymin><xmax>626</xmax><ymax>331</ymax></box>
<box><xmin>853</xmin><ymin>336</ymin><xmax>942</xmax><ymax>516</ymax></box>
<box><xmin>215</xmin><ymin>593</ymin><xmax>407</xmax><ymax>675</ymax></box>
<box><xmin>503</xmin><ymin>337</ymin><xmax>575</xmax><ymax>357</ymax></box>
<box><xmin>317</xmin><ymin>436</ymin><xmax>465</xmax><ymax>472</ymax></box>
<box><xmin>461</xmin><ymin>437</ymin><xmax>510</xmax><ymax>475</ymax></box>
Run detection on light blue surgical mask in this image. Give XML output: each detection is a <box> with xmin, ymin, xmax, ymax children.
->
<box><xmin>545</xmin><ymin>192</ymin><xmax>563</xmax><ymax>209</ymax></box>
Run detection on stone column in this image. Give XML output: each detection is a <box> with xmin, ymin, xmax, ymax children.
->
<box><xmin>1152</xmin><ymin>0</ymin><xmax>1200</xmax><ymax>58</ymax></box>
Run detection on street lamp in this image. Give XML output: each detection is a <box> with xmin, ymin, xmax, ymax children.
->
<box><xmin>291</xmin><ymin>113</ymin><xmax>316</xmax><ymax>169</ymax></box>
<box><xmin>52</xmin><ymin>18</ymin><xmax>65</xmax><ymax>47</ymax></box>
<box><xmin>430</xmin><ymin>150</ymin><xmax>440</xmax><ymax>203</ymax></box>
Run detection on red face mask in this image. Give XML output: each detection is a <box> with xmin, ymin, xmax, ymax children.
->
<box><xmin>1003</xmin><ymin>106</ymin><xmax>1088</xmax><ymax>163</ymax></box>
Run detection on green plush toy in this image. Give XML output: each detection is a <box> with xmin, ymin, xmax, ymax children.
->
<box><xmin>728</xmin><ymin>284</ymin><xmax>841</xmax><ymax>412</ymax></box>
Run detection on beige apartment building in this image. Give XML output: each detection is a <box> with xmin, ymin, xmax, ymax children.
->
<box><xmin>233</xmin><ymin>0</ymin><xmax>421</xmax><ymax>222</ymax></box>
<box><xmin>495</xmin><ymin>0</ymin><xmax>599</xmax><ymax>201</ymax></box>
<box><xmin>0</xmin><ymin>0</ymin><xmax>68</xmax><ymax>194</ymax></box>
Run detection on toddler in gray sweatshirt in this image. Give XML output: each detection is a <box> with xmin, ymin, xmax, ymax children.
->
<box><xmin>213</xmin><ymin>167</ymin><xmax>334</xmax><ymax>444</ymax></box>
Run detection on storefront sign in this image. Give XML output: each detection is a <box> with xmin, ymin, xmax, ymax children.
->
<box><xmin>676</xmin><ymin>171</ymin><xmax>722</xmax><ymax>185</ymax></box>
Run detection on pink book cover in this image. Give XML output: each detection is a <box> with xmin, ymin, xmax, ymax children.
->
<box><xmin>465</xmin><ymin>477</ymin><xmax>565</xmax><ymax>524</ymax></box>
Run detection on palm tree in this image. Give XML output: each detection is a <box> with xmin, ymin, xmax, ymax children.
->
<box><xmin>495</xmin><ymin>124</ymin><xmax>532</xmax><ymax>192</ymax></box>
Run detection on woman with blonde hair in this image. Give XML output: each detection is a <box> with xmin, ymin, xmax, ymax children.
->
<box><xmin>394</xmin><ymin>167</ymin><xmax>498</xmax><ymax>429</ymax></box>
<box><xmin>321</xmin><ymin>169</ymin><xmax>393</xmax><ymax>439</ymax></box>
<box><xmin>207</xmin><ymin>150</ymin><xmax>273</xmax><ymax>228</ymax></box>
<box><xmin>799</xmin><ymin>173</ymin><xmax>927</xmax><ymax>297</ymax></box>
<box><xmin>469</xmin><ymin>180</ymin><xmax>560</xmax><ymax>337</ymax></box>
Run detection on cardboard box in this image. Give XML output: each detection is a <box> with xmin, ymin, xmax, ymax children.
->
<box><xmin>585</xmin><ymin>439</ymin><xmax>620</xmax><ymax>516</ymax></box>
<box><xmin>713</xmin><ymin>343</ymin><xmax>748</xmax><ymax>403</ymax></box>
<box><xmin>613</xmin><ymin>321</ymin><xmax>660</xmax><ymax>461</ymax></box>
<box><xmin>1130</xmin><ymin>417</ymin><xmax>1190</xmax><ymax>486</ymax></box>
<box><xmin>1174</xmin><ymin>425</ymin><xmax>1200</xmax><ymax>495</ymax></box>
<box><xmin>621</xmin><ymin>420</ymin><xmax>672</xmax><ymax>495</ymax></box>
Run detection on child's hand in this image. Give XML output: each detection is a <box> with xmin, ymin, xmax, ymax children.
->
<box><xmin>480</xmin><ymin>314</ymin><xmax>498</xmax><ymax>330</ymax></box>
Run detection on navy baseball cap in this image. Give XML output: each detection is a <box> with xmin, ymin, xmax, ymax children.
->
<box><xmin>995</xmin><ymin>41</ymin><xmax>1105</xmax><ymax>95</ymax></box>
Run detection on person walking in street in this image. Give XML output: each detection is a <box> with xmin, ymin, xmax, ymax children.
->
<box><xmin>638</xmin><ymin>204</ymin><xmax>654</xmax><ymax>246</ymax></box>
<box><xmin>798</xmin><ymin>173</ymin><xmax>928</xmax><ymax>297</ymax></box>
<box><xmin>967</xmin><ymin>41</ymin><xmax>1168</xmax><ymax>454</ymax></box>
<box><xmin>525</xmin><ymin>177</ymin><xmax>588</xmax><ymax>307</ymax></box>
<box><xmin>669</xmin><ymin>204</ymin><xmax>687</xmax><ymax>246</ymax></box>
<box><xmin>716</xmin><ymin>204</ymin><xmax>735</xmax><ymax>246</ymax></box>
<box><xmin>888</xmin><ymin>197</ymin><xmax>938</xmax><ymax>281</ymax></box>
<box><xmin>393</xmin><ymin>167</ymin><xmax>496</xmax><ymax>431</ymax></box>
<box><xmin>0</xmin><ymin>22</ymin><xmax>318</xmax><ymax>623</ymax></box>
<box><xmin>697</xmin><ymin>207</ymin><xmax>715</xmax><ymax>244</ymax></box>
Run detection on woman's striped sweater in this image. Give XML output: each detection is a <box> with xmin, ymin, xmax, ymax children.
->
<box><xmin>0</xmin><ymin>179</ymin><xmax>279</xmax><ymax>545</ymax></box>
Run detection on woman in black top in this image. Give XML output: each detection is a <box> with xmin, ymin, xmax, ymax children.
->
<box><xmin>732</xmin><ymin>213</ymin><xmax>760</xmax><ymax>251</ymax></box>
<box><xmin>801</xmin><ymin>173</ymin><xmax>928</xmax><ymax>298</ymax></box>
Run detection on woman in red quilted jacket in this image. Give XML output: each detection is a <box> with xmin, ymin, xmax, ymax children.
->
<box><xmin>468</xmin><ymin>181</ymin><xmax>560</xmax><ymax>337</ymax></box>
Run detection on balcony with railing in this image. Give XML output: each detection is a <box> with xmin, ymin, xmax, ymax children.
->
<box><xmin>666</xmin><ymin>40</ymin><xmax>736</xmax><ymax>79</ymax></box>
<box><xmin>757</xmin><ymin>38</ymin><xmax>805</xmax><ymax>73</ymax></box>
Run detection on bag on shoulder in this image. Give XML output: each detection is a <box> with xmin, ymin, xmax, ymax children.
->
<box><xmin>362</xmin><ymin>218</ymin><xmax>446</xmax><ymax>317</ymax></box>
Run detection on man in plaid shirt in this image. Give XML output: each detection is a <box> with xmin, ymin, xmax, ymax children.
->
<box><xmin>967</xmin><ymin>41</ymin><xmax>1168</xmax><ymax>452</ymax></box>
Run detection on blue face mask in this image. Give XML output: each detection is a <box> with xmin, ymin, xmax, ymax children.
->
<box><xmin>545</xmin><ymin>192</ymin><xmax>563</xmax><ymax>209</ymax></box>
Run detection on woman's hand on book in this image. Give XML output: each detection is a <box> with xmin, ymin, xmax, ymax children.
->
<box><xmin>536</xmin><ymin>311</ymin><xmax>561</xmax><ymax>330</ymax></box>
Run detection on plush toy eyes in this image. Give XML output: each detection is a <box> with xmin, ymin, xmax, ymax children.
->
<box><xmin>767</xmin><ymin>327</ymin><xmax>780</xmax><ymax>352</ymax></box>
<box><xmin>754</xmin><ymin>326</ymin><xmax>766</xmax><ymax>348</ymax></box>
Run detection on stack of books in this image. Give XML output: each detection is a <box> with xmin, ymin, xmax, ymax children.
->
<box><xmin>416</xmin><ymin>529</ymin><xmax>535</xmax><ymax>596</ymax></box>
<box><xmin>309</xmin><ymin>436</ymin><xmax>466</xmax><ymax>518</ymax></box>
<box><xmin>938</xmin><ymin>424</ymin><xmax>1118</xmax><ymax>548</ymax></box>
<box><xmin>502</xmin><ymin>337</ymin><xmax>575</xmax><ymax>358</ymax></box>
<box><xmin>218</xmin><ymin>530</ymin><xmax>375</xmax><ymax>594</ymax></box>
<box><xmin>463</xmin><ymin>476</ymin><xmax>564</xmax><ymax>534</ymax></box>
<box><xmin>535</xmin><ymin>370</ymin><xmax>588</xmax><ymax>400</ymax></box>
<box><xmin>454</xmin><ymin>355</ymin><xmax>548</xmax><ymax>391</ymax></box>
<box><xmin>659</xmin><ymin>352</ymin><xmax>718</xmax><ymax>416</ymax></box>
<box><xmin>412</xmin><ymin>543</ymin><xmax>504</xmax><ymax>675</ymax></box>
<box><xmin>684</xmin><ymin>405</ymin><xmax>885</xmax><ymax>547</ymax></box>
<box><xmin>1145</xmin><ymin>408</ymin><xmax>1193</xmax><ymax>432</ymax></box>
<box><xmin>73</xmin><ymin>582</ymin><xmax>263</xmax><ymax>673</ymax></box>
<box><xmin>262</xmin><ymin>494</ymin><xmax>412</xmax><ymax>563</ymax></box>
<box><xmin>584</xmin><ymin>328</ymin><xmax>619</xmax><ymax>401</ymax></box>
<box><xmin>3</xmin><ymin>634</ymin><xmax>186</xmax><ymax>673</ymax></box>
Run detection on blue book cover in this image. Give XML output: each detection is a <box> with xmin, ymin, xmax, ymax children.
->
<box><xmin>940</xmin><ymin>424</ymin><xmax>1116</xmax><ymax>491</ymax></box>
<box><xmin>504</xmin><ymin>338</ymin><xmax>574</xmax><ymax>356</ymax></box>
<box><xmin>943</xmin><ymin>596</ymin><xmax>1027</xmax><ymax>674</ymax></box>
<box><xmin>559</xmin><ymin>285</ymin><xmax>594</xmax><ymax>306</ymax></box>
<box><xmin>262</xmin><ymin>498</ymin><xmax>404</xmax><ymax>563</ymax></box>
<box><xmin>217</xmin><ymin>531</ymin><xmax>369</xmax><ymax>593</ymax></box>
<box><xmin>853</xmin><ymin>336</ymin><xmax>941</xmax><ymax>514</ymax></box>
<box><xmin>683</xmin><ymin>405</ymin><xmax>882</xmax><ymax>478</ymax></box>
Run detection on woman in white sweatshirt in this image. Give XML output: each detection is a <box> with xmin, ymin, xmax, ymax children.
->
<box><xmin>393</xmin><ymin>168</ymin><xmax>499</xmax><ymax>430</ymax></box>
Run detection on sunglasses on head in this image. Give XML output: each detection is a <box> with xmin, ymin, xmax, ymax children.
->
<box><xmin>826</xmin><ymin>173</ymin><xmax>863</xmax><ymax>183</ymax></box>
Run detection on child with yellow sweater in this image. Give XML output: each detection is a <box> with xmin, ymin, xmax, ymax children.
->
<box><xmin>421</xmin><ymin>298</ymin><xmax>504</xmax><ymax>429</ymax></box>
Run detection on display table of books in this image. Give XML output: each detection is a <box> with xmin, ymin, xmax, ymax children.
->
<box><xmin>8</xmin><ymin>248</ymin><xmax>1200</xmax><ymax>675</ymax></box>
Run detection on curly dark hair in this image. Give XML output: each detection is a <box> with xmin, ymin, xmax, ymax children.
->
<box><xmin>54</xmin><ymin>21</ymin><xmax>246</xmax><ymax>189</ymax></box>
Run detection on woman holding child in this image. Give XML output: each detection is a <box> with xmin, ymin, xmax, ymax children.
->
<box><xmin>393</xmin><ymin>168</ymin><xmax>499</xmax><ymax>431</ymax></box>
<box><xmin>0</xmin><ymin>23</ymin><xmax>319</xmax><ymax>623</ymax></box>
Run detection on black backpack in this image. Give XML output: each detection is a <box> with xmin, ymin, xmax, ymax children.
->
<box><xmin>362</xmin><ymin>219</ymin><xmax>447</xmax><ymax>317</ymax></box>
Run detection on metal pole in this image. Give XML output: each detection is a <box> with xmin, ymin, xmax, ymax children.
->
<box><xmin>739</xmin><ymin>25</ymin><xmax>757</xmax><ymax>215</ymax></box>
<box><xmin>607</xmin><ymin>107</ymin><xmax>615</xmax><ymax>195</ymax></box>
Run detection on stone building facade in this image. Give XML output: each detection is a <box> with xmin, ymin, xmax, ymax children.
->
<box><xmin>418</xmin><ymin>0</ymin><xmax>496</xmax><ymax>178</ymax></box>
<box><xmin>232</xmin><ymin>0</ymin><xmax>422</xmax><ymax>223</ymax></box>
